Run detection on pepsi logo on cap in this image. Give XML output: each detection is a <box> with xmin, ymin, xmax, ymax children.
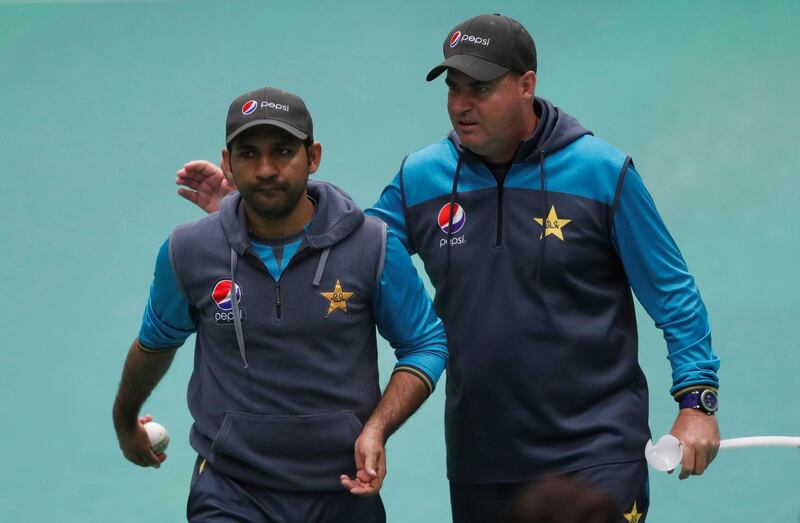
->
<box><xmin>449</xmin><ymin>31</ymin><xmax>462</xmax><ymax>48</ymax></box>
<box><xmin>241</xmin><ymin>100</ymin><xmax>258</xmax><ymax>115</ymax></box>
<box><xmin>212</xmin><ymin>280</ymin><xmax>242</xmax><ymax>311</ymax></box>
<box><xmin>437</xmin><ymin>203</ymin><xmax>466</xmax><ymax>234</ymax></box>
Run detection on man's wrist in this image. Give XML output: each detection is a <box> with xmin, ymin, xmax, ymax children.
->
<box><xmin>361</xmin><ymin>421</ymin><xmax>388</xmax><ymax>444</ymax></box>
<box><xmin>675</xmin><ymin>388</ymin><xmax>718</xmax><ymax>414</ymax></box>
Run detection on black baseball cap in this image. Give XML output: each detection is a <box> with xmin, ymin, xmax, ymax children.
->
<box><xmin>426</xmin><ymin>14</ymin><xmax>537</xmax><ymax>82</ymax></box>
<box><xmin>225</xmin><ymin>87</ymin><xmax>313</xmax><ymax>147</ymax></box>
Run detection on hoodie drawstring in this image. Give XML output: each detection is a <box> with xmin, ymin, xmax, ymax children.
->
<box><xmin>446</xmin><ymin>154</ymin><xmax>465</xmax><ymax>270</ymax></box>
<box><xmin>535</xmin><ymin>151</ymin><xmax>547</xmax><ymax>305</ymax></box>
<box><xmin>230</xmin><ymin>247</ymin><xmax>249</xmax><ymax>368</ymax></box>
<box><xmin>312</xmin><ymin>247</ymin><xmax>331</xmax><ymax>287</ymax></box>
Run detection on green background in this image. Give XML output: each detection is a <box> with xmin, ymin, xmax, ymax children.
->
<box><xmin>1</xmin><ymin>0</ymin><xmax>798</xmax><ymax>521</ymax></box>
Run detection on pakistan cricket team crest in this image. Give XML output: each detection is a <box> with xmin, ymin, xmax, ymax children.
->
<box><xmin>534</xmin><ymin>205</ymin><xmax>572</xmax><ymax>241</ymax></box>
<box><xmin>319</xmin><ymin>278</ymin><xmax>356</xmax><ymax>317</ymax></box>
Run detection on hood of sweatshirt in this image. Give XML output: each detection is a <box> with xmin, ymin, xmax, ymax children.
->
<box><xmin>216</xmin><ymin>179</ymin><xmax>366</xmax><ymax>368</ymax></box>
<box><xmin>447</xmin><ymin>96</ymin><xmax>591</xmax><ymax>162</ymax></box>
<box><xmin>219</xmin><ymin>179</ymin><xmax>366</xmax><ymax>255</ymax></box>
<box><xmin>443</xmin><ymin>97</ymin><xmax>592</xmax><ymax>304</ymax></box>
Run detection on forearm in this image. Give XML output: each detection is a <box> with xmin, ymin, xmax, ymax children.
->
<box><xmin>112</xmin><ymin>338</ymin><xmax>177</xmax><ymax>433</ymax></box>
<box><xmin>363</xmin><ymin>371</ymin><xmax>429</xmax><ymax>442</ymax></box>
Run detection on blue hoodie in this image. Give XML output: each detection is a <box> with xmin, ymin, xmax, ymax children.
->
<box><xmin>368</xmin><ymin>97</ymin><xmax>719</xmax><ymax>482</ymax></box>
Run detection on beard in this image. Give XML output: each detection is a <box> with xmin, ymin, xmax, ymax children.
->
<box><xmin>239</xmin><ymin>181</ymin><xmax>307</xmax><ymax>221</ymax></box>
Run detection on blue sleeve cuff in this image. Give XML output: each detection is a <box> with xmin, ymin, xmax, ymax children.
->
<box><xmin>393</xmin><ymin>364</ymin><xmax>435</xmax><ymax>395</ymax></box>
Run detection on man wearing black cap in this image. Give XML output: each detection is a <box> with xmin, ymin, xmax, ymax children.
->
<box><xmin>370</xmin><ymin>14</ymin><xmax>720</xmax><ymax>522</ymax></box>
<box><xmin>174</xmin><ymin>14</ymin><xmax>720</xmax><ymax>523</ymax></box>
<box><xmin>113</xmin><ymin>86</ymin><xmax>448</xmax><ymax>522</ymax></box>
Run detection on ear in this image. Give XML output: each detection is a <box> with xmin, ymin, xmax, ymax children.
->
<box><xmin>306</xmin><ymin>142</ymin><xmax>323</xmax><ymax>175</ymax></box>
<box><xmin>520</xmin><ymin>71</ymin><xmax>537</xmax><ymax>102</ymax></box>
<box><xmin>220</xmin><ymin>148</ymin><xmax>235</xmax><ymax>186</ymax></box>
<box><xmin>221</xmin><ymin>149</ymin><xmax>234</xmax><ymax>182</ymax></box>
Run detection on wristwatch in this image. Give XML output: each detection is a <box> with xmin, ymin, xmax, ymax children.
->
<box><xmin>677</xmin><ymin>389</ymin><xmax>718</xmax><ymax>414</ymax></box>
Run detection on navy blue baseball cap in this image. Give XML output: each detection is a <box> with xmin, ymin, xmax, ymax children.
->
<box><xmin>426</xmin><ymin>14</ymin><xmax>537</xmax><ymax>82</ymax></box>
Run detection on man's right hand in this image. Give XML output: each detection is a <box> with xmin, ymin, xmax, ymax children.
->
<box><xmin>116</xmin><ymin>414</ymin><xmax>166</xmax><ymax>468</ymax></box>
<box><xmin>176</xmin><ymin>159</ymin><xmax>235</xmax><ymax>213</ymax></box>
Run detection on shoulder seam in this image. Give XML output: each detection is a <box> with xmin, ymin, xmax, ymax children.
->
<box><xmin>608</xmin><ymin>156</ymin><xmax>633</xmax><ymax>241</ymax></box>
<box><xmin>375</xmin><ymin>220</ymin><xmax>387</xmax><ymax>288</ymax></box>
<box><xmin>168</xmin><ymin>230</ymin><xmax>193</xmax><ymax>302</ymax></box>
<box><xmin>397</xmin><ymin>155</ymin><xmax>416</xmax><ymax>253</ymax></box>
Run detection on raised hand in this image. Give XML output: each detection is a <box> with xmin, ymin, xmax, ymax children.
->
<box><xmin>176</xmin><ymin>159</ymin><xmax>235</xmax><ymax>213</ymax></box>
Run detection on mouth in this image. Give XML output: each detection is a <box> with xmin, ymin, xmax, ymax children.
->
<box><xmin>457</xmin><ymin>120</ymin><xmax>479</xmax><ymax>131</ymax></box>
<box><xmin>254</xmin><ymin>185</ymin><xmax>285</xmax><ymax>194</ymax></box>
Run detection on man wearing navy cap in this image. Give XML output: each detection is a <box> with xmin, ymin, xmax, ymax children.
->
<box><xmin>114</xmin><ymin>86</ymin><xmax>448</xmax><ymax>522</ymax></box>
<box><xmin>175</xmin><ymin>14</ymin><xmax>720</xmax><ymax>522</ymax></box>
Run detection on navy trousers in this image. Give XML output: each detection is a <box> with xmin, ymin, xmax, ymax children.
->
<box><xmin>450</xmin><ymin>460</ymin><xmax>649</xmax><ymax>523</ymax></box>
<box><xmin>187</xmin><ymin>457</ymin><xmax>386</xmax><ymax>523</ymax></box>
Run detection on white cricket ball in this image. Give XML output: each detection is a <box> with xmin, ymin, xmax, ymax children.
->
<box><xmin>144</xmin><ymin>421</ymin><xmax>170</xmax><ymax>454</ymax></box>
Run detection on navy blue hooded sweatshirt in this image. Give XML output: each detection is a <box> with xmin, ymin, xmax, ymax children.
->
<box><xmin>138</xmin><ymin>180</ymin><xmax>448</xmax><ymax>490</ymax></box>
<box><xmin>369</xmin><ymin>98</ymin><xmax>719</xmax><ymax>482</ymax></box>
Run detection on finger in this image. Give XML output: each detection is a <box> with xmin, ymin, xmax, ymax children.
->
<box><xmin>709</xmin><ymin>440</ymin><xmax>720</xmax><ymax>463</ymax></box>
<box><xmin>356</xmin><ymin>469</ymin><xmax>374</xmax><ymax>483</ymax></box>
<box><xmin>176</xmin><ymin>176</ymin><xmax>204</xmax><ymax>191</ymax></box>
<box><xmin>340</xmin><ymin>475</ymin><xmax>372</xmax><ymax>494</ymax></box>
<box><xmin>157</xmin><ymin>452</ymin><xmax>168</xmax><ymax>463</ymax></box>
<box><xmin>694</xmin><ymin>446</ymin><xmax>708</xmax><ymax>476</ymax></box>
<box><xmin>348</xmin><ymin>485</ymin><xmax>379</xmax><ymax>496</ymax></box>
<box><xmin>363</xmin><ymin>448</ymin><xmax>381</xmax><ymax>478</ymax></box>
<box><xmin>377</xmin><ymin>450</ymin><xmax>387</xmax><ymax>480</ymax></box>
<box><xmin>354</xmin><ymin>446</ymin><xmax>365</xmax><ymax>470</ymax></box>
<box><xmin>124</xmin><ymin>452</ymin><xmax>146</xmax><ymax>467</ymax></box>
<box><xmin>177</xmin><ymin>170</ymin><xmax>214</xmax><ymax>185</ymax></box>
<box><xmin>177</xmin><ymin>189</ymin><xmax>200</xmax><ymax>204</ymax></box>
<box><xmin>184</xmin><ymin>160</ymin><xmax>221</xmax><ymax>177</ymax></box>
<box><xmin>340</xmin><ymin>475</ymin><xmax>358</xmax><ymax>491</ymax></box>
<box><xmin>679</xmin><ymin>443</ymin><xmax>695</xmax><ymax>480</ymax></box>
<box><xmin>138</xmin><ymin>415</ymin><xmax>152</xmax><ymax>425</ymax></box>
<box><xmin>144</xmin><ymin>448</ymin><xmax>161</xmax><ymax>468</ymax></box>
<box><xmin>127</xmin><ymin>451</ymin><xmax>154</xmax><ymax>468</ymax></box>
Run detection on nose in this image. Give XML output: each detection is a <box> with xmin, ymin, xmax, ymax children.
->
<box><xmin>449</xmin><ymin>91</ymin><xmax>472</xmax><ymax>117</ymax></box>
<box><xmin>254</xmin><ymin>154</ymin><xmax>279</xmax><ymax>179</ymax></box>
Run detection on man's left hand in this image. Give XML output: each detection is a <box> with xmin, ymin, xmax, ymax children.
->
<box><xmin>669</xmin><ymin>408</ymin><xmax>720</xmax><ymax>479</ymax></box>
<box><xmin>340</xmin><ymin>426</ymin><xmax>386</xmax><ymax>496</ymax></box>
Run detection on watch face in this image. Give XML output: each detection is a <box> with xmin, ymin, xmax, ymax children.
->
<box><xmin>700</xmin><ymin>390</ymin><xmax>718</xmax><ymax>412</ymax></box>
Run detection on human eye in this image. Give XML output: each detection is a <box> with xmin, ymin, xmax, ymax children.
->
<box><xmin>238</xmin><ymin>149</ymin><xmax>255</xmax><ymax>159</ymax></box>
